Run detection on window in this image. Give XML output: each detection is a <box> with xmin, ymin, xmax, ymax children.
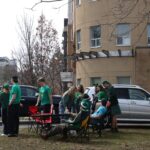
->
<box><xmin>147</xmin><ymin>24</ymin><xmax>150</xmax><ymax>45</ymax></box>
<box><xmin>90</xmin><ymin>25</ymin><xmax>101</xmax><ymax>48</ymax></box>
<box><xmin>115</xmin><ymin>88</ymin><xmax>129</xmax><ymax>99</ymax></box>
<box><xmin>117</xmin><ymin>76</ymin><xmax>131</xmax><ymax>84</ymax></box>
<box><xmin>76</xmin><ymin>0</ymin><xmax>81</xmax><ymax>6</ymax></box>
<box><xmin>76</xmin><ymin>30</ymin><xmax>81</xmax><ymax>50</ymax></box>
<box><xmin>77</xmin><ymin>79</ymin><xmax>81</xmax><ymax>86</ymax></box>
<box><xmin>116</xmin><ymin>24</ymin><xmax>131</xmax><ymax>46</ymax></box>
<box><xmin>90</xmin><ymin>77</ymin><xmax>101</xmax><ymax>86</ymax></box>
<box><xmin>129</xmin><ymin>89</ymin><xmax>149</xmax><ymax>100</ymax></box>
<box><xmin>21</xmin><ymin>87</ymin><xmax>37</xmax><ymax>97</ymax></box>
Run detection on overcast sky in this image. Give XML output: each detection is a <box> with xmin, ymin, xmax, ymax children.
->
<box><xmin>0</xmin><ymin>0</ymin><xmax>68</xmax><ymax>58</ymax></box>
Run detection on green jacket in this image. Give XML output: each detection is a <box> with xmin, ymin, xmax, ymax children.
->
<box><xmin>0</xmin><ymin>91</ymin><xmax>9</xmax><ymax>109</ymax></box>
<box><xmin>107</xmin><ymin>86</ymin><xmax>118</xmax><ymax>106</ymax></box>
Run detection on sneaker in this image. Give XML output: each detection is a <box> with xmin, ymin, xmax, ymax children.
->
<box><xmin>8</xmin><ymin>134</ymin><xmax>18</xmax><ymax>137</ymax></box>
<box><xmin>1</xmin><ymin>134</ymin><xmax>7</xmax><ymax>136</ymax></box>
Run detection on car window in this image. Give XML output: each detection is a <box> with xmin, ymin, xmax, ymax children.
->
<box><xmin>21</xmin><ymin>87</ymin><xmax>37</xmax><ymax>97</ymax></box>
<box><xmin>115</xmin><ymin>88</ymin><xmax>129</xmax><ymax>99</ymax></box>
<box><xmin>26</xmin><ymin>88</ymin><xmax>37</xmax><ymax>97</ymax></box>
<box><xmin>21</xmin><ymin>87</ymin><xmax>27</xmax><ymax>96</ymax></box>
<box><xmin>129</xmin><ymin>89</ymin><xmax>148</xmax><ymax>100</ymax></box>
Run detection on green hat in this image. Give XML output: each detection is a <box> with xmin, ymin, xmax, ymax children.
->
<box><xmin>3</xmin><ymin>83</ymin><xmax>9</xmax><ymax>90</ymax></box>
<box><xmin>102</xmin><ymin>80</ymin><xmax>110</xmax><ymax>85</ymax></box>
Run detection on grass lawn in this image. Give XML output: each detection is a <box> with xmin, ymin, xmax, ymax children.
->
<box><xmin>0</xmin><ymin>128</ymin><xmax>150</xmax><ymax>150</ymax></box>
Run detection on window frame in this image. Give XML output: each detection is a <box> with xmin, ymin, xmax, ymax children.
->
<box><xmin>90</xmin><ymin>77</ymin><xmax>101</xmax><ymax>86</ymax></box>
<box><xmin>128</xmin><ymin>88</ymin><xmax>149</xmax><ymax>101</ymax></box>
<box><xmin>76</xmin><ymin>0</ymin><xmax>81</xmax><ymax>6</ymax></box>
<box><xmin>147</xmin><ymin>24</ymin><xmax>150</xmax><ymax>46</ymax></box>
<box><xmin>76</xmin><ymin>30</ymin><xmax>81</xmax><ymax>50</ymax></box>
<box><xmin>116</xmin><ymin>24</ymin><xmax>131</xmax><ymax>46</ymax></box>
<box><xmin>117</xmin><ymin>76</ymin><xmax>131</xmax><ymax>85</ymax></box>
<box><xmin>90</xmin><ymin>25</ymin><xmax>101</xmax><ymax>48</ymax></box>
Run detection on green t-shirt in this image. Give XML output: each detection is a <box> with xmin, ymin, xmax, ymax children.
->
<box><xmin>96</xmin><ymin>91</ymin><xmax>108</xmax><ymax>102</ymax></box>
<box><xmin>74</xmin><ymin>92</ymin><xmax>82</xmax><ymax>104</ymax></box>
<box><xmin>0</xmin><ymin>91</ymin><xmax>9</xmax><ymax>109</ymax></box>
<box><xmin>81</xmin><ymin>99</ymin><xmax>91</xmax><ymax>112</ymax></box>
<box><xmin>9</xmin><ymin>83</ymin><xmax>21</xmax><ymax>104</ymax></box>
<box><xmin>39</xmin><ymin>85</ymin><xmax>52</xmax><ymax>106</ymax></box>
<box><xmin>107</xmin><ymin>86</ymin><xmax>118</xmax><ymax>106</ymax></box>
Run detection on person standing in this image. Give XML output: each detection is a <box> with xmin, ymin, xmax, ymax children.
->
<box><xmin>102</xmin><ymin>81</ymin><xmax>121</xmax><ymax>132</ymax></box>
<box><xmin>0</xmin><ymin>84</ymin><xmax>10</xmax><ymax>136</ymax></box>
<box><xmin>36</xmin><ymin>77</ymin><xmax>53</xmax><ymax>113</ymax></box>
<box><xmin>95</xmin><ymin>85</ymin><xmax>108</xmax><ymax>109</ymax></box>
<box><xmin>8</xmin><ymin>76</ymin><xmax>21</xmax><ymax>137</ymax></box>
<box><xmin>59</xmin><ymin>86</ymin><xmax>76</xmax><ymax>115</ymax></box>
<box><xmin>74</xmin><ymin>84</ymin><xmax>84</xmax><ymax>113</ymax></box>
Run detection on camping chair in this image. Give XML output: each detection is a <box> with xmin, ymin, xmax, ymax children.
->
<box><xmin>28</xmin><ymin>106</ymin><xmax>41</xmax><ymax>133</ymax></box>
<box><xmin>39</xmin><ymin>107</ymin><xmax>53</xmax><ymax>138</ymax></box>
<box><xmin>91</xmin><ymin>110</ymin><xmax>111</xmax><ymax>137</ymax></box>
<box><xmin>66</xmin><ymin>114</ymin><xmax>90</xmax><ymax>142</ymax></box>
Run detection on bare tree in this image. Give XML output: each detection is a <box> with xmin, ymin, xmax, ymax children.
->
<box><xmin>12</xmin><ymin>14</ymin><xmax>36</xmax><ymax>85</ymax></box>
<box><xmin>33</xmin><ymin>14</ymin><xmax>63</xmax><ymax>92</ymax></box>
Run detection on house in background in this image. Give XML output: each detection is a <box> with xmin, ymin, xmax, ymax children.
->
<box><xmin>65</xmin><ymin>0</ymin><xmax>150</xmax><ymax>91</ymax></box>
<box><xmin>0</xmin><ymin>57</ymin><xmax>17</xmax><ymax>84</ymax></box>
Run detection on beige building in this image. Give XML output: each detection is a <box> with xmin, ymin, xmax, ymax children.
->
<box><xmin>67</xmin><ymin>0</ymin><xmax>150</xmax><ymax>91</ymax></box>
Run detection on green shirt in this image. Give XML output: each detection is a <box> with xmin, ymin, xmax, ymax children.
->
<box><xmin>74</xmin><ymin>92</ymin><xmax>82</xmax><ymax>104</ymax></box>
<box><xmin>39</xmin><ymin>85</ymin><xmax>52</xmax><ymax>106</ymax></box>
<box><xmin>81</xmin><ymin>98</ymin><xmax>91</xmax><ymax>112</ymax></box>
<box><xmin>96</xmin><ymin>91</ymin><xmax>108</xmax><ymax>102</ymax></box>
<box><xmin>0</xmin><ymin>91</ymin><xmax>9</xmax><ymax>109</ymax></box>
<box><xmin>107</xmin><ymin>86</ymin><xmax>118</xmax><ymax>106</ymax></box>
<box><xmin>9</xmin><ymin>83</ymin><xmax>21</xmax><ymax>104</ymax></box>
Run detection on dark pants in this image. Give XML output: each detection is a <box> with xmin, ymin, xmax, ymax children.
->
<box><xmin>8</xmin><ymin>104</ymin><xmax>20</xmax><ymax>135</ymax></box>
<box><xmin>1</xmin><ymin>108</ymin><xmax>8</xmax><ymax>134</ymax></box>
<box><xmin>41</xmin><ymin>104</ymin><xmax>51</xmax><ymax>113</ymax></box>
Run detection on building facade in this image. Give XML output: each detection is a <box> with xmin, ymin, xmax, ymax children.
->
<box><xmin>67</xmin><ymin>0</ymin><xmax>150</xmax><ymax>91</ymax></box>
<box><xmin>0</xmin><ymin>57</ymin><xmax>17</xmax><ymax>84</ymax></box>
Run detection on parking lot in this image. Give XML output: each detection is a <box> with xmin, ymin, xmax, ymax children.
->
<box><xmin>0</xmin><ymin>128</ymin><xmax>150</xmax><ymax>150</ymax></box>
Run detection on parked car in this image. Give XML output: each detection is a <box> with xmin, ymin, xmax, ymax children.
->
<box><xmin>85</xmin><ymin>84</ymin><xmax>150</xmax><ymax>123</ymax></box>
<box><xmin>0</xmin><ymin>85</ymin><xmax>62</xmax><ymax>116</ymax></box>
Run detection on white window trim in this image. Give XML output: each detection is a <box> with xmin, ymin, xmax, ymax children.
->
<box><xmin>76</xmin><ymin>30</ymin><xmax>81</xmax><ymax>50</ymax></box>
<box><xmin>77</xmin><ymin>41</ymin><xmax>81</xmax><ymax>50</ymax></box>
<box><xmin>116</xmin><ymin>24</ymin><xmax>131</xmax><ymax>46</ymax></box>
<box><xmin>147</xmin><ymin>25</ymin><xmax>150</xmax><ymax>46</ymax></box>
<box><xmin>90</xmin><ymin>38</ymin><xmax>101</xmax><ymax>48</ymax></box>
<box><xmin>90</xmin><ymin>26</ymin><xmax>101</xmax><ymax>48</ymax></box>
<box><xmin>76</xmin><ymin>0</ymin><xmax>81</xmax><ymax>6</ymax></box>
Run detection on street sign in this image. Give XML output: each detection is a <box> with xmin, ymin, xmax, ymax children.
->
<box><xmin>60</xmin><ymin>72</ymin><xmax>73</xmax><ymax>82</ymax></box>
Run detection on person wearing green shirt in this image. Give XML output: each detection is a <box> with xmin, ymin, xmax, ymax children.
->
<box><xmin>95</xmin><ymin>85</ymin><xmax>108</xmax><ymax>110</ymax></box>
<box><xmin>36</xmin><ymin>77</ymin><xmax>53</xmax><ymax>113</ymax></box>
<box><xmin>102</xmin><ymin>81</ymin><xmax>121</xmax><ymax>133</ymax></box>
<box><xmin>8</xmin><ymin>76</ymin><xmax>21</xmax><ymax>137</ymax></box>
<box><xmin>0</xmin><ymin>83</ymin><xmax>10</xmax><ymax>136</ymax></box>
<box><xmin>74</xmin><ymin>84</ymin><xmax>84</xmax><ymax>113</ymax></box>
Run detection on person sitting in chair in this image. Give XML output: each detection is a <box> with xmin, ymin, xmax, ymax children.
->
<box><xmin>41</xmin><ymin>101</ymin><xmax>90</xmax><ymax>139</ymax></box>
<box><xmin>90</xmin><ymin>100</ymin><xmax>107</xmax><ymax>124</ymax></box>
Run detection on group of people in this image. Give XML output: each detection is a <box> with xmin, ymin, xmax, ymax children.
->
<box><xmin>0</xmin><ymin>76</ymin><xmax>121</xmax><ymax>137</ymax></box>
<box><xmin>0</xmin><ymin>76</ymin><xmax>53</xmax><ymax>137</ymax></box>
<box><xmin>58</xmin><ymin>81</ymin><xmax>121</xmax><ymax>133</ymax></box>
<box><xmin>0</xmin><ymin>76</ymin><xmax>21</xmax><ymax>137</ymax></box>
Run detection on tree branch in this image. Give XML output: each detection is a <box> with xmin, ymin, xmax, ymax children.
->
<box><xmin>31</xmin><ymin>0</ymin><xmax>64</xmax><ymax>10</ymax></box>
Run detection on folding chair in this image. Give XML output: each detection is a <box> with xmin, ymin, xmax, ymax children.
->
<box><xmin>39</xmin><ymin>108</ymin><xmax>53</xmax><ymax>138</ymax></box>
<box><xmin>91</xmin><ymin>110</ymin><xmax>111</xmax><ymax>137</ymax></box>
<box><xmin>28</xmin><ymin>106</ymin><xmax>41</xmax><ymax>133</ymax></box>
<box><xmin>66</xmin><ymin>115</ymin><xmax>90</xmax><ymax>142</ymax></box>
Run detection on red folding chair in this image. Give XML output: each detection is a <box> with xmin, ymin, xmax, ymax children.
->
<box><xmin>28</xmin><ymin>106</ymin><xmax>41</xmax><ymax>133</ymax></box>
